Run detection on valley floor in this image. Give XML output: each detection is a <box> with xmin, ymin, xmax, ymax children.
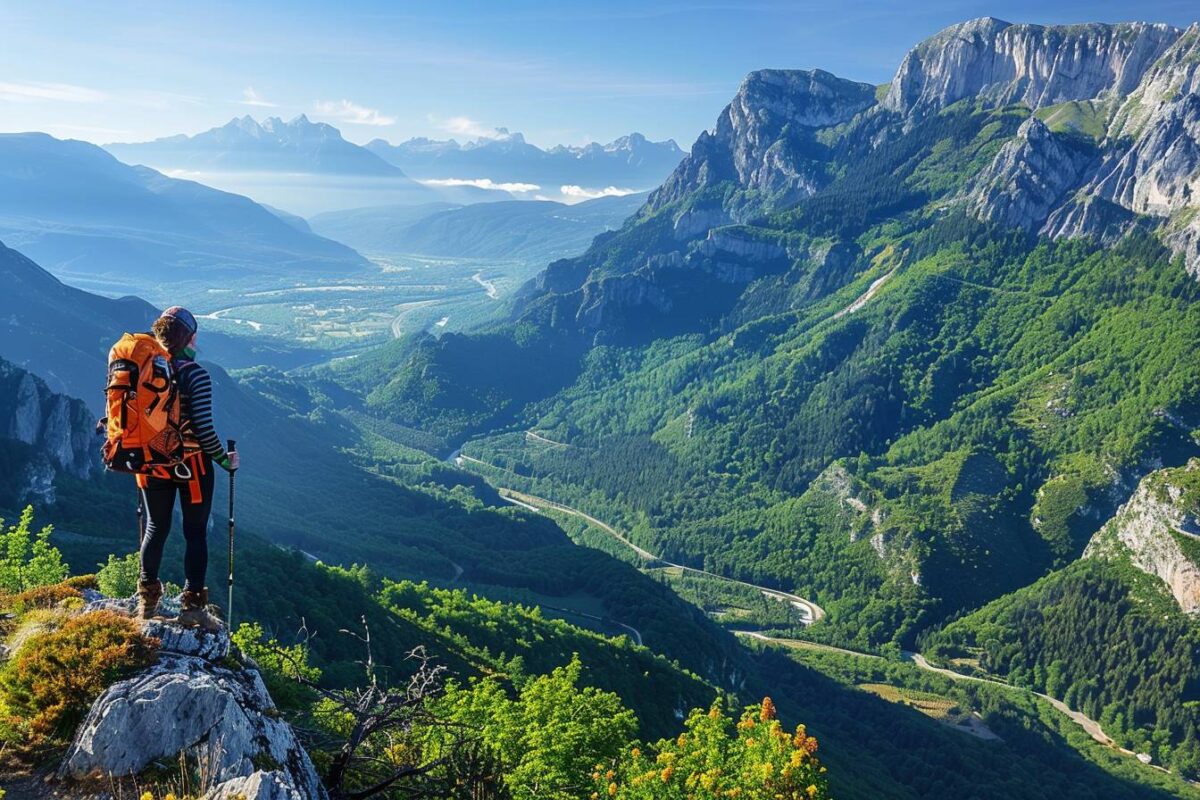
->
<box><xmin>473</xmin><ymin>470</ymin><xmax>1187</xmax><ymax>785</ymax></box>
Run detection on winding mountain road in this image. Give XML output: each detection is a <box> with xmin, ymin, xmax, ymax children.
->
<box><xmin>735</xmin><ymin>630</ymin><xmax>1150</xmax><ymax>764</ymax></box>
<box><xmin>497</xmin><ymin>488</ymin><xmax>825</xmax><ymax>624</ymax></box>
<box><xmin>451</xmin><ymin>452</ymin><xmax>1176</xmax><ymax>780</ymax></box>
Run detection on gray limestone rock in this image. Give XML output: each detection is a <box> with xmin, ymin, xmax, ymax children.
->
<box><xmin>649</xmin><ymin>69</ymin><xmax>877</xmax><ymax>214</ymax></box>
<box><xmin>968</xmin><ymin>116</ymin><xmax>1095</xmax><ymax>230</ymax></box>
<box><xmin>58</xmin><ymin>612</ymin><xmax>326</xmax><ymax>800</ymax></box>
<box><xmin>205</xmin><ymin>770</ymin><xmax>306</xmax><ymax>800</ymax></box>
<box><xmin>884</xmin><ymin>18</ymin><xmax>1181</xmax><ymax>119</ymax></box>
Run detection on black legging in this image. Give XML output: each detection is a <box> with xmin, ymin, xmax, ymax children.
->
<box><xmin>139</xmin><ymin>453</ymin><xmax>214</xmax><ymax>592</ymax></box>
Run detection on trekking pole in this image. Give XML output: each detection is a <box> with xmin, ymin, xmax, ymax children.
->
<box><xmin>226</xmin><ymin>439</ymin><xmax>237</xmax><ymax>628</ymax></box>
<box><xmin>136</xmin><ymin>485</ymin><xmax>145</xmax><ymax>546</ymax></box>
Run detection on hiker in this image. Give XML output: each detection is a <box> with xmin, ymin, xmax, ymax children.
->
<box><xmin>135</xmin><ymin>306</ymin><xmax>239</xmax><ymax>625</ymax></box>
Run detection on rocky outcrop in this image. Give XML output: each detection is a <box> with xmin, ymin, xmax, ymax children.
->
<box><xmin>1164</xmin><ymin>212</ymin><xmax>1200</xmax><ymax>276</ymax></box>
<box><xmin>1084</xmin><ymin>462</ymin><xmax>1200</xmax><ymax>613</ymax></box>
<box><xmin>1091</xmin><ymin>93</ymin><xmax>1200</xmax><ymax>216</ymax></box>
<box><xmin>968</xmin><ymin>116</ymin><xmax>1095</xmax><ymax>230</ymax></box>
<box><xmin>1109</xmin><ymin>24</ymin><xmax>1200</xmax><ymax>140</ymax></box>
<box><xmin>59</xmin><ymin>607</ymin><xmax>327</xmax><ymax>800</ymax></box>
<box><xmin>0</xmin><ymin>360</ymin><xmax>97</xmax><ymax>480</ymax></box>
<box><xmin>649</xmin><ymin>69</ymin><xmax>877</xmax><ymax>213</ymax></box>
<box><xmin>0</xmin><ymin>359</ymin><xmax>98</xmax><ymax>506</ymax></box>
<box><xmin>952</xmin><ymin>22</ymin><xmax>1200</xmax><ymax>271</ymax></box>
<box><xmin>884</xmin><ymin>18</ymin><xmax>1181</xmax><ymax>119</ymax></box>
<box><xmin>1039</xmin><ymin>196</ymin><xmax>1138</xmax><ymax>245</ymax></box>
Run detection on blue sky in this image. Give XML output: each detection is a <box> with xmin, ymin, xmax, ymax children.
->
<box><xmin>2</xmin><ymin>1</ymin><xmax>1197</xmax><ymax>149</ymax></box>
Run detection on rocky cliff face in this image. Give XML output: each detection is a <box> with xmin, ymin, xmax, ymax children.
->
<box><xmin>58</xmin><ymin>594</ymin><xmax>327</xmax><ymax>800</ymax></box>
<box><xmin>517</xmin><ymin>17</ymin><xmax>1200</xmax><ymax>344</ymax></box>
<box><xmin>884</xmin><ymin>18</ymin><xmax>1181</xmax><ymax>119</ymax></box>
<box><xmin>946</xmin><ymin>19</ymin><xmax>1200</xmax><ymax>271</ymax></box>
<box><xmin>967</xmin><ymin>116</ymin><xmax>1095</xmax><ymax>230</ymax></box>
<box><xmin>1109</xmin><ymin>25</ymin><xmax>1200</xmax><ymax>140</ymax></box>
<box><xmin>648</xmin><ymin>69</ymin><xmax>877</xmax><ymax>213</ymax></box>
<box><xmin>1084</xmin><ymin>462</ymin><xmax>1200</xmax><ymax>614</ymax></box>
<box><xmin>0</xmin><ymin>359</ymin><xmax>97</xmax><ymax>505</ymax></box>
<box><xmin>1090</xmin><ymin>93</ymin><xmax>1200</xmax><ymax>216</ymax></box>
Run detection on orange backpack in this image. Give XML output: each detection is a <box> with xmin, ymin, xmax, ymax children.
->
<box><xmin>100</xmin><ymin>333</ymin><xmax>184</xmax><ymax>474</ymax></box>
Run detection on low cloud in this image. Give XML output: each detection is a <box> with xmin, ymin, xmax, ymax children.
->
<box><xmin>240</xmin><ymin>86</ymin><xmax>276</xmax><ymax>108</ymax></box>
<box><xmin>431</xmin><ymin>114</ymin><xmax>508</xmax><ymax>141</ymax></box>
<box><xmin>560</xmin><ymin>185</ymin><xmax>638</xmax><ymax>200</ymax></box>
<box><xmin>313</xmin><ymin>99</ymin><xmax>395</xmax><ymax>126</ymax></box>
<box><xmin>422</xmin><ymin>177</ymin><xmax>540</xmax><ymax>193</ymax></box>
<box><xmin>0</xmin><ymin>80</ymin><xmax>107</xmax><ymax>103</ymax></box>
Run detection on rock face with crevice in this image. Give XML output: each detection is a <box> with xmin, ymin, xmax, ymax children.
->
<box><xmin>884</xmin><ymin>18</ymin><xmax>1181</xmax><ymax>119</ymax></box>
<box><xmin>938</xmin><ymin>19</ymin><xmax>1200</xmax><ymax>272</ymax></box>
<box><xmin>968</xmin><ymin>116</ymin><xmax>1095</xmax><ymax>230</ymax></box>
<box><xmin>58</xmin><ymin>607</ymin><xmax>327</xmax><ymax>800</ymax></box>
<box><xmin>648</xmin><ymin>69</ymin><xmax>878</xmax><ymax>213</ymax></box>
<box><xmin>1084</xmin><ymin>461</ymin><xmax>1200</xmax><ymax>614</ymax></box>
<box><xmin>0</xmin><ymin>358</ymin><xmax>98</xmax><ymax>506</ymax></box>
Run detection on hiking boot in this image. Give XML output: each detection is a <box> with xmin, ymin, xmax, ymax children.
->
<box><xmin>176</xmin><ymin>587</ymin><xmax>221</xmax><ymax>631</ymax></box>
<box><xmin>136</xmin><ymin>579</ymin><xmax>163</xmax><ymax>620</ymax></box>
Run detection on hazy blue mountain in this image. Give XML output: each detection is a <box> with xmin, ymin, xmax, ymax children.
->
<box><xmin>105</xmin><ymin>114</ymin><xmax>404</xmax><ymax>176</ymax></box>
<box><xmin>102</xmin><ymin>116</ymin><xmax>515</xmax><ymax>214</ymax></box>
<box><xmin>309</xmin><ymin>193</ymin><xmax>645</xmax><ymax>262</ymax></box>
<box><xmin>0</xmin><ymin>240</ymin><xmax>318</xmax><ymax>407</ymax></box>
<box><xmin>0</xmin><ymin>133</ymin><xmax>368</xmax><ymax>288</ymax></box>
<box><xmin>365</xmin><ymin>130</ymin><xmax>685</xmax><ymax>195</ymax></box>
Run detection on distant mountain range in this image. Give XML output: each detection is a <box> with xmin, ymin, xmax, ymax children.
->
<box><xmin>309</xmin><ymin>192</ymin><xmax>646</xmax><ymax>262</ymax></box>
<box><xmin>365</xmin><ymin>129</ymin><xmax>686</xmax><ymax>193</ymax></box>
<box><xmin>0</xmin><ymin>132</ymin><xmax>368</xmax><ymax>292</ymax></box>
<box><xmin>101</xmin><ymin>116</ymin><xmax>685</xmax><ymax>210</ymax></box>
<box><xmin>106</xmin><ymin>114</ymin><xmax>404</xmax><ymax>176</ymax></box>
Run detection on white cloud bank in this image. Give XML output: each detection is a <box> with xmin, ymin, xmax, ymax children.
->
<box><xmin>313</xmin><ymin>99</ymin><xmax>395</xmax><ymax>126</ymax></box>
<box><xmin>560</xmin><ymin>185</ymin><xmax>638</xmax><ymax>200</ymax></box>
<box><xmin>422</xmin><ymin>177</ymin><xmax>540</xmax><ymax>193</ymax></box>
<box><xmin>240</xmin><ymin>86</ymin><xmax>276</xmax><ymax>108</ymax></box>
<box><xmin>0</xmin><ymin>80</ymin><xmax>107</xmax><ymax>103</ymax></box>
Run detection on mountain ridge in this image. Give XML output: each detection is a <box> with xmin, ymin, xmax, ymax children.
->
<box><xmin>105</xmin><ymin>114</ymin><xmax>406</xmax><ymax>177</ymax></box>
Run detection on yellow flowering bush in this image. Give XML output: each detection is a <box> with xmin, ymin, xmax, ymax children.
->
<box><xmin>596</xmin><ymin>697</ymin><xmax>829</xmax><ymax>800</ymax></box>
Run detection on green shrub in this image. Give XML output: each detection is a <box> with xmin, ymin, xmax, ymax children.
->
<box><xmin>231</xmin><ymin>622</ymin><xmax>320</xmax><ymax>712</ymax></box>
<box><xmin>96</xmin><ymin>552</ymin><xmax>140</xmax><ymax>598</ymax></box>
<box><xmin>600</xmin><ymin>698</ymin><xmax>830</xmax><ymax>800</ymax></box>
<box><xmin>0</xmin><ymin>506</ymin><xmax>68</xmax><ymax>593</ymax></box>
<box><xmin>0</xmin><ymin>609</ymin><xmax>159</xmax><ymax>746</ymax></box>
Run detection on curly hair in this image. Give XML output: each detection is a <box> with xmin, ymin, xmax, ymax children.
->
<box><xmin>151</xmin><ymin>315</ymin><xmax>194</xmax><ymax>355</ymax></box>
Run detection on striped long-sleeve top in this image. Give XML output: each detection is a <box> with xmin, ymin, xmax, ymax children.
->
<box><xmin>173</xmin><ymin>357</ymin><xmax>229</xmax><ymax>466</ymax></box>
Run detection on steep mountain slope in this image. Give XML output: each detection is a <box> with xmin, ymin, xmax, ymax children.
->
<box><xmin>0</xmin><ymin>241</ymin><xmax>317</xmax><ymax>407</ymax></box>
<box><xmin>106</xmin><ymin>114</ymin><xmax>407</xmax><ymax>176</ymax></box>
<box><xmin>0</xmin><ymin>133</ymin><xmax>368</xmax><ymax>287</ymax></box>
<box><xmin>309</xmin><ymin>193</ymin><xmax>645</xmax><ymax>262</ymax></box>
<box><xmin>926</xmin><ymin>464</ymin><xmax>1200</xmax><ymax>772</ymax></box>
<box><xmin>365</xmin><ymin>130</ymin><xmax>684</xmax><ymax>194</ymax></box>
<box><xmin>331</xmin><ymin>17</ymin><xmax>1200</xmax><ymax>657</ymax></box>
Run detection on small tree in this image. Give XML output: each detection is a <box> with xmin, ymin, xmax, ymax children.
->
<box><xmin>96</xmin><ymin>552</ymin><xmax>141</xmax><ymax>598</ymax></box>
<box><xmin>433</xmin><ymin>657</ymin><xmax>637</xmax><ymax>800</ymax></box>
<box><xmin>0</xmin><ymin>506</ymin><xmax>67</xmax><ymax>593</ymax></box>
<box><xmin>279</xmin><ymin>618</ymin><xmax>470</xmax><ymax>800</ymax></box>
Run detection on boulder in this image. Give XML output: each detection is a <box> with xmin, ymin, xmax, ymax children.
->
<box><xmin>58</xmin><ymin>618</ymin><xmax>327</xmax><ymax>800</ymax></box>
<box><xmin>206</xmin><ymin>770</ymin><xmax>307</xmax><ymax>800</ymax></box>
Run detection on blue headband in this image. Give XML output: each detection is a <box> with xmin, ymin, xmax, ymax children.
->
<box><xmin>162</xmin><ymin>306</ymin><xmax>198</xmax><ymax>334</ymax></box>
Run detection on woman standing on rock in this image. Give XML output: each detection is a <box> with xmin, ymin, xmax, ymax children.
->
<box><xmin>137</xmin><ymin>306</ymin><xmax>239</xmax><ymax>627</ymax></box>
